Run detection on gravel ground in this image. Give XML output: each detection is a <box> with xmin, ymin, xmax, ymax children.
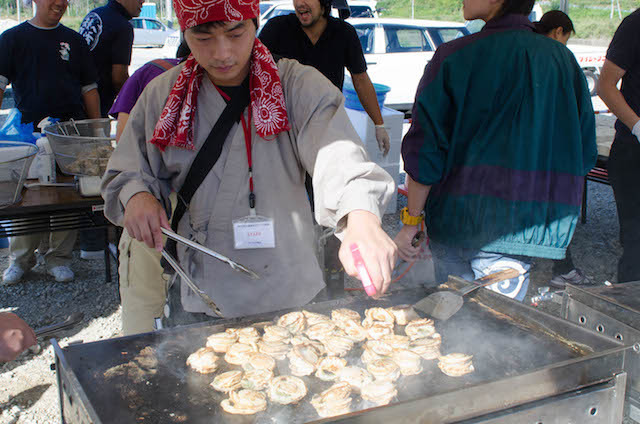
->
<box><xmin>0</xmin><ymin>87</ymin><xmax>625</xmax><ymax>422</ymax></box>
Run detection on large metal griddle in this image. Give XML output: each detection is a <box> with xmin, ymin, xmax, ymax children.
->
<box><xmin>54</xmin><ymin>280</ymin><xmax>628</xmax><ymax>424</ymax></box>
<box><xmin>562</xmin><ymin>281</ymin><xmax>640</xmax><ymax>422</ymax></box>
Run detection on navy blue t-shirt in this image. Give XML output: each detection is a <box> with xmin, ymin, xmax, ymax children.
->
<box><xmin>0</xmin><ymin>22</ymin><xmax>97</xmax><ymax>125</ymax></box>
<box><xmin>606</xmin><ymin>8</ymin><xmax>640</xmax><ymax>136</ymax></box>
<box><xmin>79</xmin><ymin>0</ymin><xmax>133</xmax><ymax>116</ymax></box>
<box><xmin>259</xmin><ymin>14</ymin><xmax>367</xmax><ymax>90</ymax></box>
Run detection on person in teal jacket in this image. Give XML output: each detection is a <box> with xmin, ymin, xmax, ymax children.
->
<box><xmin>395</xmin><ymin>0</ymin><xmax>597</xmax><ymax>301</ymax></box>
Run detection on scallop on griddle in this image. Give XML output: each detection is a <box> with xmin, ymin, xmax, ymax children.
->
<box><xmin>386</xmin><ymin>304</ymin><xmax>419</xmax><ymax>326</ymax></box>
<box><xmin>409</xmin><ymin>333</ymin><xmax>442</xmax><ymax>360</ymax></box>
<box><xmin>404</xmin><ymin>318</ymin><xmax>437</xmax><ymax>340</ymax></box>
<box><xmin>220</xmin><ymin>389</ymin><xmax>267</xmax><ymax>415</ymax></box>
<box><xmin>334</xmin><ymin>318</ymin><xmax>367</xmax><ymax>343</ymax></box>
<box><xmin>366</xmin><ymin>358</ymin><xmax>401</xmax><ymax>382</ymax></box>
<box><xmin>211</xmin><ymin>370</ymin><xmax>243</xmax><ymax>392</ymax></box>
<box><xmin>311</xmin><ymin>381</ymin><xmax>352</xmax><ymax>418</ymax></box>
<box><xmin>206</xmin><ymin>330</ymin><xmax>238</xmax><ymax>353</ymax></box>
<box><xmin>391</xmin><ymin>349</ymin><xmax>423</xmax><ymax>376</ymax></box>
<box><xmin>236</xmin><ymin>326</ymin><xmax>260</xmax><ymax>345</ymax></box>
<box><xmin>338</xmin><ymin>366</ymin><xmax>374</xmax><ymax>392</ymax></box>
<box><xmin>362</xmin><ymin>307</ymin><xmax>395</xmax><ymax>328</ymax></box>
<box><xmin>361</xmin><ymin>380</ymin><xmax>397</xmax><ymax>406</ymax></box>
<box><xmin>242</xmin><ymin>352</ymin><xmax>276</xmax><ymax>371</ymax></box>
<box><xmin>438</xmin><ymin>353</ymin><xmax>474</xmax><ymax>377</ymax></box>
<box><xmin>287</xmin><ymin>345</ymin><xmax>320</xmax><ymax>376</ymax></box>
<box><xmin>224</xmin><ymin>342</ymin><xmax>258</xmax><ymax>365</ymax></box>
<box><xmin>240</xmin><ymin>368</ymin><xmax>274</xmax><ymax>391</ymax></box>
<box><xmin>262</xmin><ymin>325</ymin><xmax>291</xmax><ymax>344</ymax></box>
<box><xmin>268</xmin><ymin>375</ymin><xmax>308</xmax><ymax>405</ymax></box>
<box><xmin>315</xmin><ymin>356</ymin><xmax>347</xmax><ymax>381</ymax></box>
<box><xmin>322</xmin><ymin>335</ymin><xmax>354</xmax><ymax>357</ymax></box>
<box><xmin>302</xmin><ymin>310</ymin><xmax>331</xmax><ymax>326</ymax></box>
<box><xmin>277</xmin><ymin>311</ymin><xmax>306</xmax><ymax>334</ymax></box>
<box><xmin>185</xmin><ymin>347</ymin><xmax>219</xmax><ymax>374</ymax></box>
<box><xmin>331</xmin><ymin>308</ymin><xmax>361</xmax><ymax>324</ymax></box>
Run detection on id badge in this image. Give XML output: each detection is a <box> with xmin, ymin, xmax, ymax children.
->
<box><xmin>233</xmin><ymin>215</ymin><xmax>275</xmax><ymax>249</ymax></box>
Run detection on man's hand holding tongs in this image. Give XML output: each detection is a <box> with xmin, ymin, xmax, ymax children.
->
<box><xmin>123</xmin><ymin>192</ymin><xmax>171</xmax><ymax>251</ymax></box>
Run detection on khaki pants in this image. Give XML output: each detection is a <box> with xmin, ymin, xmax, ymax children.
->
<box><xmin>118</xmin><ymin>228</ymin><xmax>169</xmax><ymax>335</ymax></box>
<box><xmin>9</xmin><ymin>231</ymin><xmax>77</xmax><ymax>269</ymax></box>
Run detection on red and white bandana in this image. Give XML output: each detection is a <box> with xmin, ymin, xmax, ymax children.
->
<box><xmin>149</xmin><ymin>0</ymin><xmax>290</xmax><ymax>151</ymax></box>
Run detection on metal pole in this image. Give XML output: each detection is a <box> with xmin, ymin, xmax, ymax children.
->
<box><xmin>411</xmin><ymin>0</ymin><xmax>414</xmax><ymax>19</ymax></box>
<box><xmin>559</xmin><ymin>0</ymin><xmax>568</xmax><ymax>14</ymax></box>
<box><xmin>17</xmin><ymin>0</ymin><xmax>20</xmax><ymax>22</ymax></box>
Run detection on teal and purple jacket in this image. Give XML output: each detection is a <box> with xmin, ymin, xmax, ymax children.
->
<box><xmin>402</xmin><ymin>14</ymin><xmax>597</xmax><ymax>259</ymax></box>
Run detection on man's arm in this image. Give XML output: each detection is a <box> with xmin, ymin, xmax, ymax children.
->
<box><xmin>82</xmin><ymin>87</ymin><xmax>101</xmax><ymax>119</ymax></box>
<box><xmin>0</xmin><ymin>312</ymin><xmax>36</xmax><ymax>362</ymax></box>
<box><xmin>112</xmin><ymin>64</ymin><xmax>129</xmax><ymax>94</ymax></box>
<box><xmin>394</xmin><ymin>175</ymin><xmax>431</xmax><ymax>262</ymax></box>
<box><xmin>351</xmin><ymin>72</ymin><xmax>390</xmax><ymax>155</ymax></box>
<box><xmin>599</xmin><ymin>59</ymin><xmax>640</xmax><ymax>134</ymax></box>
<box><xmin>115</xmin><ymin>112</ymin><xmax>129</xmax><ymax>142</ymax></box>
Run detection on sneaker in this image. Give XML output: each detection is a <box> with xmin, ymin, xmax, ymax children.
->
<box><xmin>48</xmin><ymin>266</ymin><xmax>74</xmax><ymax>283</ymax></box>
<box><xmin>2</xmin><ymin>264</ymin><xmax>24</xmax><ymax>285</ymax></box>
<box><xmin>80</xmin><ymin>249</ymin><xmax>103</xmax><ymax>260</ymax></box>
<box><xmin>550</xmin><ymin>269</ymin><xmax>593</xmax><ymax>289</ymax></box>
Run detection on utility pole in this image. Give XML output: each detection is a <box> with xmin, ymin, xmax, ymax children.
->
<box><xmin>559</xmin><ymin>0</ymin><xmax>568</xmax><ymax>13</ymax></box>
<box><xmin>610</xmin><ymin>0</ymin><xmax>621</xmax><ymax>19</ymax></box>
<box><xmin>16</xmin><ymin>0</ymin><xmax>20</xmax><ymax>22</ymax></box>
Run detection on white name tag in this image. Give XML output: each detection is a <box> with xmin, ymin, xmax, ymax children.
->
<box><xmin>233</xmin><ymin>215</ymin><xmax>275</xmax><ymax>249</ymax></box>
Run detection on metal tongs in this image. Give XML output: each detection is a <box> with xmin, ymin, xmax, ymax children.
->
<box><xmin>161</xmin><ymin>228</ymin><xmax>259</xmax><ymax>280</ymax></box>
<box><xmin>161</xmin><ymin>249</ymin><xmax>224</xmax><ymax>317</ymax></box>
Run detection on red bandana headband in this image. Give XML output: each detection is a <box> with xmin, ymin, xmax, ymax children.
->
<box><xmin>149</xmin><ymin>0</ymin><xmax>290</xmax><ymax>151</ymax></box>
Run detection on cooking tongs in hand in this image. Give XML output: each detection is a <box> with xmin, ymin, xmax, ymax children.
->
<box><xmin>161</xmin><ymin>228</ymin><xmax>260</xmax><ymax>280</ymax></box>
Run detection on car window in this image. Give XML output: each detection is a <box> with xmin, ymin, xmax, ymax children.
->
<box><xmin>428</xmin><ymin>28</ymin><xmax>468</xmax><ymax>46</ymax></box>
<box><xmin>350</xmin><ymin>6</ymin><xmax>374</xmax><ymax>18</ymax></box>
<box><xmin>384</xmin><ymin>25</ymin><xmax>433</xmax><ymax>53</ymax></box>
<box><xmin>146</xmin><ymin>20</ymin><xmax>163</xmax><ymax>30</ymax></box>
<box><xmin>271</xmin><ymin>7</ymin><xmax>294</xmax><ymax>18</ymax></box>
<box><xmin>354</xmin><ymin>25</ymin><xmax>375</xmax><ymax>54</ymax></box>
<box><xmin>131</xmin><ymin>19</ymin><xmax>143</xmax><ymax>29</ymax></box>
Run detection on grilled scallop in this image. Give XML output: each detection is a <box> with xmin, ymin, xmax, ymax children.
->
<box><xmin>315</xmin><ymin>356</ymin><xmax>347</xmax><ymax>381</ymax></box>
<box><xmin>277</xmin><ymin>311</ymin><xmax>306</xmax><ymax>334</ymax></box>
<box><xmin>237</xmin><ymin>327</ymin><xmax>260</xmax><ymax>345</ymax></box>
<box><xmin>338</xmin><ymin>366</ymin><xmax>374</xmax><ymax>392</ymax></box>
<box><xmin>331</xmin><ymin>308</ymin><xmax>361</xmax><ymax>324</ymax></box>
<box><xmin>242</xmin><ymin>352</ymin><xmax>276</xmax><ymax>371</ymax></box>
<box><xmin>287</xmin><ymin>345</ymin><xmax>320</xmax><ymax>376</ymax></box>
<box><xmin>206</xmin><ymin>331</ymin><xmax>238</xmax><ymax>353</ymax></box>
<box><xmin>386</xmin><ymin>304</ymin><xmax>419</xmax><ymax>326</ymax></box>
<box><xmin>322</xmin><ymin>335</ymin><xmax>354</xmax><ymax>357</ymax></box>
<box><xmin>408</xmin><ymin>333</ymin><xmax>442</xmax><ymax>360</ymax></box>
<box><xmin>268</xmin><ymin>376</ymin><xmax>308</xmax><ymax>405</ymax></box>
<box><xmin>220</xmin><ymin>389</ymin><xmax>267</xmax><ymax>415</ymax></box>
<box><xmin>361</xmin><ymin>340</ymin><xmax>394</xmax><ymax>364</ymax></box>
<box><xmin>258</xmin><ymin>339</ymin><xmax>291</xmax><ymax>360</ymax></box>
<box><xmin>405</xmin><ymin>318</ymin><xmax>437</xmax><ymax>340</ymax></box>
<box><xmin>311</xmin><ymin>382</ymin><xmax>352</xmax><ymax>418</ymax></box>
<box><xmin>366</xmin><ymin>321</ymin><xmax>394</xmax><ymax>340</ymax></box>
<box><xmin>391</xmin><ymin>349</ymin><xmax>423</xmax><ymax>376</ymax></box>
<box><xmin>438</xmin><ymin>353</ymin><xmax>474</xmax><ymax>377</ymax></box>
<box><xmin>366</xmin><ymin>358</ymin><xmax>401</xmax><ymax>382</ymax></box>
<box><xmin>305</xmin><ymin>321</ymin><xmax>337</xmax><ymax>341</ymax></box>
<box><xmin>381</xmin><ymin>334</ymin><xmax>410</xmax><ymax>350</ymax></box>
<box><xmin>240</xmin><ymin>368</ymin><xmax>274</xmax><ymax>391</ymax></box>
<box><xmin>211</xmin><ymin>370</ymin><xmax>243</xmax><ymax>392</ymax></box>
<box><xmin>225</xmin><ymin>343</ymin><xmax>258</xmax><ymax>365</ymax></box>
<box><xmin>262</xmin><ymin>325</ymin><xmax>291</xmax><ymax>344</ymax></box>
<box><xmin>186</xmin><ymin>347</ymin><xmax>219</xmax><ymax>374</ymax></box>
<box><xmin>361</xmin><ymin>380</ymin><xmax>397</xmax><ymax>406</ymax></box>
<box><xmin>303</xmin><ymin>310</ymin><xmax>331</xmax><ymax>326</ymax></box>
<box><xmin>334</xmin><ymin>318</ymin><xmax>367</xmax><ymax>343</ymax></box>
<box><xmin>362</xmin><ymin>307</ymin><xmax>395</xmax><ymax>328</ymax></box>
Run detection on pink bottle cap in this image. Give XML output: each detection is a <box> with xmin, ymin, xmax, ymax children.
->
<box><xmin>350</xmin><ymin>243</ymin><xmax>377</xmax><ymax>297</ymax></box>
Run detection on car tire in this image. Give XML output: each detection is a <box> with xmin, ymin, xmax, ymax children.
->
<box><xmin>583</xmin><ymin>70</ymin><xmax>598</xmax><ymax>97</ymax></box>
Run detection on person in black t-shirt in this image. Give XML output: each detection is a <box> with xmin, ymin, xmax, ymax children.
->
<box><xmin>79</xmin><ymin>0</ymin><xmax>143</xmax><ymax>117</ymax></box>
<box><xmin>259</xmin><ymin>0</ymin><xmax>389</xmax><ymax>156</ymax></box>
<box><xmin>0</xmin><ymin>0</ymin><xmax>100</xmax><ymax>285</ymax></box>
<box><xmin>599</xmin><ymin>8</ymin><xmax>640</xmax><ymax>283</ymax></box>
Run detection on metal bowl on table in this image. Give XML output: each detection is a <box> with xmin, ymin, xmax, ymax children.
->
<box><xmin>43</xmin><ymin>118</ymin><xmax>116</xmax><ymax>178</ymax></box>
<box><xmin>0</xmin><ymin>141</ymin><xmax>38</xmax><ymax>207</ymax></box>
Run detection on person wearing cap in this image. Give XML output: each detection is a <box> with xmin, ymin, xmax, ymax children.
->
<box><xmin>394</xmin><ymin>0</ymin><xmax>596</xmax><ymax>301</ymax></box>
<box><xmin>599</xmin><ymin>8</ymin><xmax>640</xmax><ymax>283</ymax></box>
<box><xmin>258</xmin><ymin>0</ymin><xmax>390</xmax><ymax>156</ymax></box>
<box><xmin>533</xmin><ymin>10</ymin><xmax>574</xmax><ymax>45</ymax></box>
<box><xmin>101</xmin><ymin>0</ymin><xmax>397</xmax><ymax>323</ymax></box>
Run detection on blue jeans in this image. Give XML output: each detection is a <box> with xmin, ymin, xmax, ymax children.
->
<box><xmin>429</xmin><ymin>241</ymin><xmax>531</xmax><ymax>302</ymax></box>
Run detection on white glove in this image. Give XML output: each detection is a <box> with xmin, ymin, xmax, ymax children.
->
<box><xmin>632</xmin><ymin>119</ymin><xmax>640</xmax><ymax>143</ymax></box>
<box><xmin>375</xmin><ymin>125</ymin><xmax>390</xmax><ymax>157</ymax></box>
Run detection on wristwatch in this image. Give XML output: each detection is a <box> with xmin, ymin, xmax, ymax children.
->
<box><xmin>400</xmin><ymin>207</ymin><xmax>424</xmax><ymax>226</ymax></box>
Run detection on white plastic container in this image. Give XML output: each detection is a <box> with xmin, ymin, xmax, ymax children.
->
<box><xmin>345</xmin><ymin>106</ymin><xmax>404</xmax><ymax>165</ymax></box>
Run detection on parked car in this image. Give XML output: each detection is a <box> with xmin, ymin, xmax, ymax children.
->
<box><xmin>259</xmin><ymin>0</ymin><xmax>377</xmax><ymax>29</ymax></box>
<box><xmin>131</xmin><ymin>17</ymin><xmax>178</xmax><ymax>46</ymax></box>
<box><xmin>349</xmin><ymin>18</ymin><xmax>470</xmax><ymax>111</ymax></box>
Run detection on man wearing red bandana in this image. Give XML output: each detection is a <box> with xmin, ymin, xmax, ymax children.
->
<box><xmin>101</xmin><ymin>0</ymin><xmax>397</xmax><ymax>323</ymax></box>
